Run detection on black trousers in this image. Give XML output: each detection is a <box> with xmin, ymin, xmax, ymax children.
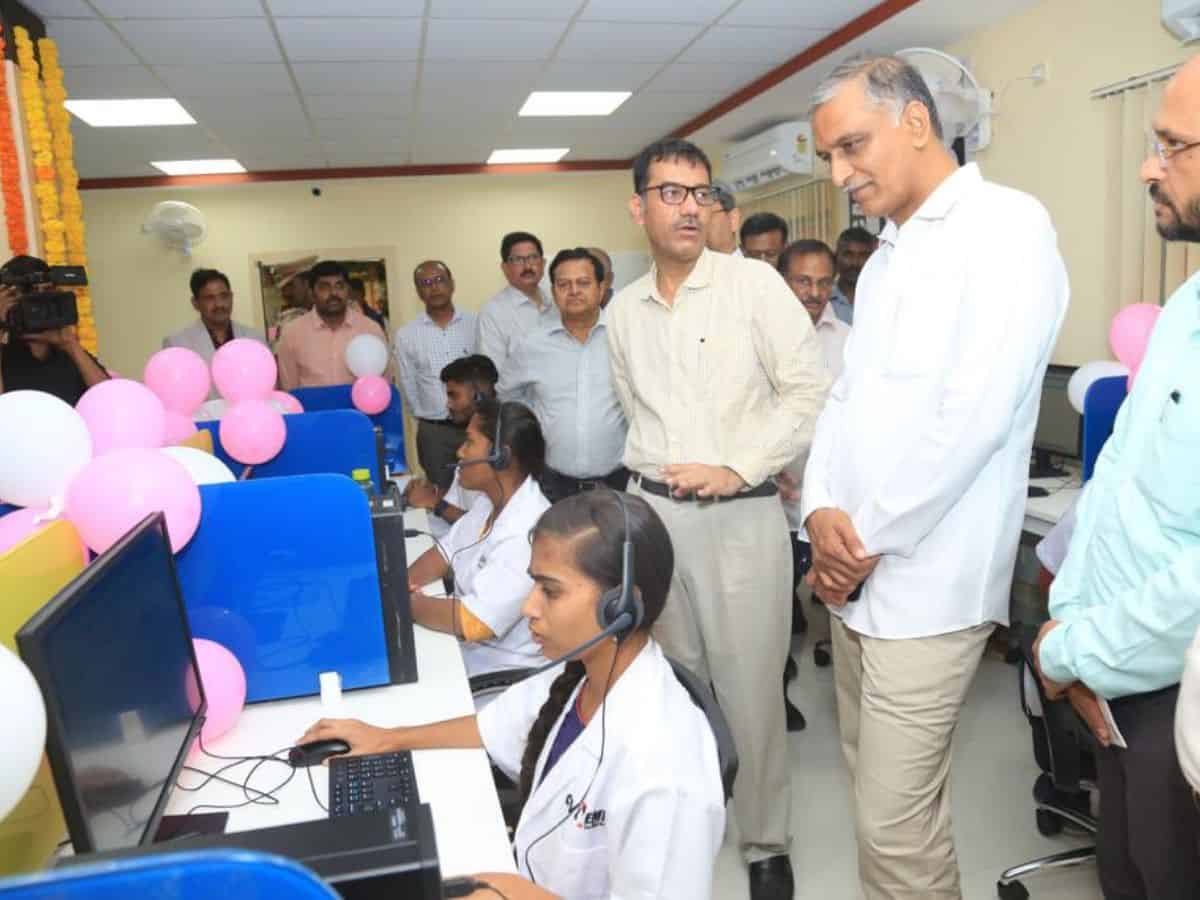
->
<box><xmin>539</xmin><ymin>466</ymin><xmax>629</xmax><ymax>504</ymax></box>
<box><xmin>1095</xmin><ymin>685</ymin><xmax>1200</xmax><ymax>900</ymax></box>
<box><xmin>416</xmin><ymin>419</ymin><xmax>465</xmax><ymax>494</ymax></box>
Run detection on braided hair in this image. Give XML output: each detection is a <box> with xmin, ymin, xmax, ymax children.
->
<box><xmin>516</xmin><ymin>491</ymin><xmax>673</xmax><ymax>800</ymax></box>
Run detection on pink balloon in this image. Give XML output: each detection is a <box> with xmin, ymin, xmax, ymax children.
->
<box><xmin>164</xmin><ymin>410</ymin><xmax>199</xmax><ymax>445</ymax></box>
<box><xmin>64</xmin><ymin>448</ymin><xmax>201</xmax><ymax>554</ymax></box>
<box><xmin>76</xmin><ymin>379</ymin><xmax>167</xmax><ymax>456</ymax></box>
<box><xmin>211</xmin><ymin>339</ymin><xmax>276</xmax><ymax>403</ymax></box>
<box><xmin>351</xmin><ymin>375</ymin><xmax>390</xmax><ymax>415</ymax></box>
<box><xmin>144</xmin><ymin>347</ymin><xmax>211</xmax><ymax>414</ymax></box>
<box><xmin>1109</xmin><ymin>303</ymin><xmax>1162</xmax><ymax>372</ymax></box>
<box><xmin>0</xmin><ymin>507</ymin><xmax>88</xmax><ymax>562</ymax></box>
<box><xmin>219</xmin><ymin>400</ymin><xmax>286</xmax><ymax>465</ymax></box>
<box><xmin>186</xmin><ymin>639</ymin><xmax>247</xmax><ymax>743</ymax></box>
<box><xmin>271</xmin><ymin>390</ymin><xmax>304</xmax><ymax>415</ymax></box>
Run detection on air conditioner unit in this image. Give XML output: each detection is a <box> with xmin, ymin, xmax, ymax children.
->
<box><xmin>1163</xmin><ymin>0</ymin><xmax>1200</xmax><ymax>41</ymax></box>
<box><xmin>721</xmin><ymin>120</ymin><xmax>814</xmax><ymax>193</ymax></box>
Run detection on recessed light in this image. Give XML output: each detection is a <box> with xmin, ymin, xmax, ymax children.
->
<box><xmin>150</xmin><ymin>159</ymin><xmax>247</xmax><ymax>176</ymax></box>
<box><xmin>519</xmin><ymin>91</ymin><xmax>632</xmax><ymax>117</ymax></box>
<box><xmin>64</xmin><ymin>98</ymin><xmax>195</xmax><ymax>128</ymax></box>
<box><xmin>487</xmin><ymin>148</ymin><xmax>570</xmax><ymax>164</ymax></box>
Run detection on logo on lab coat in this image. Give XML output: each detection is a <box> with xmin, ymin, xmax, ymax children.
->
<box><xmin>564</xmin><ymin>793</ymin><xmax>607</xmax><ymax>830</ymax></box>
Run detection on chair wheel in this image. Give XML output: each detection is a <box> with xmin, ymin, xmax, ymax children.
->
<box><xmin>814</xmin><ymin>645</ymin><xmax>831</xmax><ymax>667</ymax></box>
<box><xmin>997</xmin><ymin>880</ymin><xmax>1029</xmax><ymax>900</ymax></box>
<box><xmin>1036</xmin><ymin>808</ymin><xmax>1064</xmax><ymax>836</ymax></box>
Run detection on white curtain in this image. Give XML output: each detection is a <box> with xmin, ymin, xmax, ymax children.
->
<box><xmin>741</xmin><ymin>179</ymin><xmax>836</xmax><ymax>246</ymax></box>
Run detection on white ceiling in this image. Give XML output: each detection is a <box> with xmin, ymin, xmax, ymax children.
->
<box><xmin>29</xmin><ymin>0</ymin><xmax>1042</xmax><ymax>179</ymax></box>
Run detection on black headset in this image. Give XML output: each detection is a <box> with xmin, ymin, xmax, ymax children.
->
<box><xmin>459</xmin><ymin>391</ymin><xmax>510</xmax><ymax>471</ymax></box>
<box><xmin>594</xmin><ymin>489</ymin><xmax>644</xmax><ymax>641</ymax></box>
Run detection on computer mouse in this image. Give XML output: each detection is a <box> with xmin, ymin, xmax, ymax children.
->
<box><xmin>288</xmin><ymin>738</ymin><xmax>351</xmax><ymax>767</ymax></box>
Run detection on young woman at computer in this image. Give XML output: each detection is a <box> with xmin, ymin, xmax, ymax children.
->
<box><xmin>298</xmin><ymin>491</ymin><xmax>726</xmax><ymax>900</ymax></box>
<box><xmin>404</xmin><ymin>397</ymin><xmax>550</xmax><ymax>677</ymax></box>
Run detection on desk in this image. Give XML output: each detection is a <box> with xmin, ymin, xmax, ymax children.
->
<box><xmin>1022</xmin><ymin>473</ymin><xmax>1082</xmax><ymax>538</ymax></box>
<box><xmin>162</xmin><ymin>510</ymin><xmax>516</xmax><ymax>878</ymax></box>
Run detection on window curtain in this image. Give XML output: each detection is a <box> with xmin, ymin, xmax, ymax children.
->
<box><xmin>741</xmin><ymin>179</ymin><xmax>836</xmax><ymax>247</ymax></box>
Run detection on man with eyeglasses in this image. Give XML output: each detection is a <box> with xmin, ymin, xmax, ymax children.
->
<box><xmin>1032</xmin><ymin>57</ymin><xmax>1200</xmax><ymax>898</ymax></box>
<box><xmin>607</xmin><ymin>138</ymin><xmax>829</xmax><ymax>900</ymax></box>
<box><xmin>394</xmin><ymin>260</ymin><xmax>477</xmax><ymax>493</ymax></box>
<box><xmin>740</xmin><ymin>212</ymin><xmax>789</xmax><ymax>267</ymax></box>
<box><xmin>477</xmin><ymin>231</ymin><xmax>555</xmax><ymax>376</ymax></box>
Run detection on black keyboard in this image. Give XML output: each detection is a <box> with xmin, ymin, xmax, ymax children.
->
<box><xmin>328</xmin><ymin>751</ymin><xmax>419</xmax><ymax>819</ymax></box>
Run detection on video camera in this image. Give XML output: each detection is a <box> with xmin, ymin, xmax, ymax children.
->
<box><xmin>0</xmin><ymin>265</ymin><xmax>86</xmax><ymax>336</ymax></box>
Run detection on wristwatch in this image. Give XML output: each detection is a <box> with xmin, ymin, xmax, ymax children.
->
<box><xmin>432</xmin><ymin>498</ymin><xmax>450</xmax><ymax>519</ymax></box>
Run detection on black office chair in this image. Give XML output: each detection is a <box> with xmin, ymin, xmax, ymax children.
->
<box><xmin>468</xmin><ymin>656</ymin><xmax>739</xmax><ymax>835</ymax></box>
<box><xmin>996</xmin><ymin>626</ymin><xmax>1098</xmax><ymax>900</ymax></box>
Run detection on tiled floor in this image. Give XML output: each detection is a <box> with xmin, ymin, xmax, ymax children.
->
<box><xmin>711</xmin><ymin>608</ymin><xmax>1103</xmax><ymax>900</ymax></box>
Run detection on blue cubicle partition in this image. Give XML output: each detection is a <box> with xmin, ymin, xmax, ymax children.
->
<box><xmin>198</xmin><ymin>408</ymin><xmax>384</xmax><ymax>488</ymax></box>
<box><xmin>174</xmin><ymin>475</ymin><xmax>392</xmax><ymax>703</ymax></box>
<box><xmin>1081</xmin><ymin>375</ymin><xmax>1127</xmax><ymax>482</ymax></box>
<box><xmin>291</xmin><ymin>384</ymin><xmax>407</xmax><ymax>475</ymax></box>
<box><xmin>0</xmin><ymin>503</ymin><xmax>14</xmax><ymax>518</ymax></box>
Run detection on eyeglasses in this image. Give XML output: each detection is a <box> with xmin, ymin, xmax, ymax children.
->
<box><xmin>641</xmin><ymin>183</ymin><xmax>718</xmax><ymax>206</ymax></box>
<box><xmin>505</xmin><ymin>253</ymin><xmax>543</xmax><ymax>266</ymax></box>
<box><xmin>416</xmin><ymin>274</ymin><xmax>448</xmax><ymax>288</ymax></box>
<box><xmin>1148</xmin><ymin>133</ymin><xmax>1200</xmax><ymax>165</ymax></box>
<box><xmin>744</xmin><ymin>249</ymin><xmax>782</xmax><ymax>263</ymax></box>
<box><xmin>786</xmin><ymin>275</ymin><xmax>835</xmax><ymax>291</ymax></box>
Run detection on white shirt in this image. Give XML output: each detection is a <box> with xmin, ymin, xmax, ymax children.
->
<box><xmin>162</xmin><ymin>320</ymin><xmax>265</xmax><ymax>400</ymax></box>
<box><xmin>439</xmin><ymin>474</ymin><xmax>550</xmax><ymax>675</ymax></box>
<box><xmin>800</xmin><ymin>163</ymin><xmax>1069</xmax><ymax>639</ymax></box>
<box><xmin>500</xmin><ymin>312</ymin><xmax>627</xmax><ymax>478</ymax></box>
<box><xmin>781</xmin><ymin>303</ymin><xmax>849</xmax><ymax>531</ymax></box>
<box><xmin>1177</xmin><ymin>624</ymin><xmax>1200</xmax><ymax>793</ymax></box>
<box><xmin>477</xmin><ymin>639</ymin><xmax>725</xmax><ymax>900</ymax></box>
<box><xmin>393</xmin><ymin>309</ymin><xmax>477</xmax><ymax>421</ymax></box>
<box><xmin>428</xmin><ymin>470</ymin><xmax>484</xmax><ymax>541</ymax></box>
<box><xmin>477</xmin><ymin>285</ymin><xmax>557</xmax><ymax>375</ymax></box>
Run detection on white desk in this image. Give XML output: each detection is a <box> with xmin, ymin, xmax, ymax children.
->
<box><xmin>162</xmin><ymin>510</ymin><xmax>516</xmax><ymax>878</ymax></box>
<box><xmin>1022</xmin><ymin>472</ymin><xmax>1082</xmax><ymax>538</ymax></box>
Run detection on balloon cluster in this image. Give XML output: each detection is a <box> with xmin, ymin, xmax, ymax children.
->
<box><xmin>1066</xmin><ymin>304</ymin><xmax>1162</xmax><ymax>414</ymax></box>
<box><xmin>346</xmin><ymin>334</ymin><xmax>391</xmax><ymax>415</ymax></box>
<box><xmin>210</xmin><ymin>339</ymin><xmax>288</xmax><ymax>465</ymax></box>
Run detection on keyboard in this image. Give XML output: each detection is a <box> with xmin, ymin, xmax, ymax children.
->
<box><xmin>328</xmin><ymin>751</ymin><xmax>419</xmax><ymax>819</ymax></box>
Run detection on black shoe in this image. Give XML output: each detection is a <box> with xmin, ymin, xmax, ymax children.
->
<box><xmin>749</xmin><ymin>854</ymin><xmax>794</xmax><ymax>900</ymax></box>
<box><xmin>785</xmin><ymin>697</ymin><xmax>806</xmax><ymax>732</ymax></box>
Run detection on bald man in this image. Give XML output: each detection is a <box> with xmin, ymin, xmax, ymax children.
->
<box><xmin>1033</xmin><ymin>56</ymin><xmax>1200</xmax><ymax>898</ymax></box>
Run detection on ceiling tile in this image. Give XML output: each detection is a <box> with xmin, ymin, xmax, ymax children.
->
<box><xmin>239</xmin><ymin>149</ymin><xmax>329</xmax><ymax>172</ymax></box>
<box><xmin>645</xmin><ymin>60</ymin><xmax>771</xmax><ymax>94</ymax></box>
<box><xmin>534</xmin><ymin>60</ymin><xmax>662</xmax><ymax>91</ymax></box>
<box><xmin>557</xmin><ymin>22</ymin><xmax>704</xmax><ymax>62</ymax></box>
<box><xmin>679</xmin><ymin>25</ymin><xmax>824</xmax><ymax>63</ymax></box>
<box><xmin>420</xmin><ymin>61</ymin><xmax>542</xmax><ymax>89</ymax></box>
<box><xmin>93</xmin><ymin>0</ymin><xmax>264</xmax><ymax>17</ymax></box>
<box><xmin>579</xmin><ymin>0</ymin><xmax>735</xmax><ymax>24</ymax></box>
<box><xmin>314</xmin><ymin>118</ymin><xmax>408</xmax><ymax>141</ymax></box>
<box><xmin>305</xmin><ymin>93</ymin><xmax>414</xmax><ymax>119</ymax></box>
<box><xmin>45</xmin><ymin>19</ymin><xmax>138</xmax><ymax>65</ymax></box>
<box><xmin>293</xmin><ymin>61</ymin><xmax>418</xmax><ymax>94</ymax></box>
<box><xmin>417</xmin><ymin>85</ymin><xmax>527</xmax><ymax>124</ymax></box>
<box><xmin>430</xmin><ymin>0</ymin><xmax>581</xmax><ymax>19</ymax></box>
<box><xmin>114</xmin><ymin>18</ymin><xmax>281</xmax><ymax>64</ymax></box>
<box><xmin>409</xmin><ymin>137</ymin><xmax>495</xmax><ymax>165</ymax></box>
<box><xmin>610</xmin><ymin>89</ymin><xmax>715</xmax><ymax>128</ymax></box>
<box><xmin>62</xmin><ymin>65</ymin><xmax>164</xmax><ymax>99</ymax></box>
<box><xmin>276</xmin><ymin>18</ymin><xmax>422</xmax><ymax>61</ymax></box>
<box><xmin>213</xmin><ymin>122</ymin><xmax>316</xmax><ymax>146</ymax></box>
<box><xmin>184</xmin><ymin>93</ymin><xmax>308</xmax><ymax>124</ymax></box>
<box><xmin>721</xmin><ymin>0</ymin><xmax>880</xmax><ymax>29</ymax></box>
<box><xmin>324</xmin><ymin>143</ymin><xmax>411</xmax><ymax>167</ymax></box>
<box><xmin>268</xmin><ymin>0</ymin><xmax>424</xmax><ymax>14</ymax></box>
<box><xmin>154</xmin><ymin>64</ymin><xmax>296</xmax><ymax>97</ymax></box>
<box><xmin>424</xmin><ymin>19</ymin><xmax>566</xmax><ymax>60</ymax></box>
<box><xmin>23</xmin><ymin>0</ymin><xmax>94</xmax><ymax>17</ymax></box>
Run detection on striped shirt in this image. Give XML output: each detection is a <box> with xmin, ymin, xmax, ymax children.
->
<box><xmin>393</xmin><ymin>310</ymin><xmax>478</xmax><ymax>420</ymax></box>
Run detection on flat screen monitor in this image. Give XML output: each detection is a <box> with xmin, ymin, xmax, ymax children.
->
<box><xmin>17</xmin><ymin>513</ymin><xmax>205</xmax><ymax>855</ymax></box>
<box><xmin>1032</xmin><ymin>363</ymin><xmax>1081</xmax><ymax>478</ymax></box>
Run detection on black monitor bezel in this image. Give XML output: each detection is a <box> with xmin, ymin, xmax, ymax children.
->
<box><xmin>1033</xmin><ymin>362</ymin><xmax>1082</xmax><ymax>460</ymax></box>
<box><xmin>15</xmin><ymin>512</ymin><xmax>207</xmax><ymax>855</ymax></box>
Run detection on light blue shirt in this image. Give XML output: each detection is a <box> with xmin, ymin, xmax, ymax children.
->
<box><xmin>500</xmin><ymin>312</ymin><xmax>627</xmax><ymax>479</ymax></box>
<box><xmin>830</xmin><ymin>284</ymin><xmax>854</xmax><ymax>325</ymax></box>
<box><xmin>1040</xmin><ymin>272</ymin><xmax>1200</xmax><ymax>699</ymax></box>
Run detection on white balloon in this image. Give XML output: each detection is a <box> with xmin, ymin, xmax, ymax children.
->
<box><xmin>345</xmin><ymin>334</ymin><xmax>390</xmax><ymax>378</ymax></box>
<box><xmin>193</xmin><ymin>398</ymin><xmax>227</xmax><ymax>422</ymax></box>
<box><xmin>0</xmin><ymin>391</ymin><xmax>93</xmax><ymax>508</ymax></box>
<box><xmin>0</xmin><ymin>643</ymin><xmax>46</xmax><ymax>820</ymax></box>
<box><xmin>162</xmin><ymin>446</ymin><xmax>236</xmax><ymax>486</ymax></box>
<box><xmin>1067</xmin><ymin>360</ymin><xmax>1129</xmax><ymax>414</ymax></box>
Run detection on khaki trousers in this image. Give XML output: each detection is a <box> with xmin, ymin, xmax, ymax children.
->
<box><xmin>631</xmin><ymin>482</ymin><xmax>793</xmax><ymax>863</ymax></box>
<box><xmin>830</xmin><ymin>615</ymin><xmax>993</xmax><ymax>900</ymax></box>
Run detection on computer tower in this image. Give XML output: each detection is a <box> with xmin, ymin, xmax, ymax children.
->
<box><xmin>372</xmin><ymin>501</ymin><xmax>417</xmax><ymax>685</ymax></box>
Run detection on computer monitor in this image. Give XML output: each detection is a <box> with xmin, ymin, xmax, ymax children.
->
<box><xmin>17</xmin><ymin>513</ymin><xmax>206</xmax><ymax>855</ymax></box>
<box><xmin>1031</xmin><ymin>363</ymin><xmax>1081</xmax><ymax>478</ymax></box>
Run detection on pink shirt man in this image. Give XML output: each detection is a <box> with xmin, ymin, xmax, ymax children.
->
<box><xmin>276</xmin><ymin>306</ymin><xmax>389</xmax><ymax>390</ymax></box>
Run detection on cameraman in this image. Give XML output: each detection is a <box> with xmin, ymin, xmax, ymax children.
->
<box><xmin>0</xmin><ymin>255</ymin><xmax>108</xmax><ymax>405</ymax></box>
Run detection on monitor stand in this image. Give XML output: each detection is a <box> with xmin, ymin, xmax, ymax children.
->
<box><xmin>153</xmin><ymin>811</ymin><xmax>229</xmax><ymax>842</ymax></box>
<box><xmin>1029</xmin><ymin>448</ymin><xmax>1068</xmax><ymax>480</ymax></box>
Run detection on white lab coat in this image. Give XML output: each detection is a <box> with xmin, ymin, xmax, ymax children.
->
<box><xmin>439</xmin><ymin>474</ymin><xmax>549</xmax><ymax>676</ymax></box>
<box><xmin>477</xmin><ymin>639</ymin><xmax>726</xmax><ymax>900</ymax></box>
<box><xmin>428</xmin><ymin>470</ymin><xmax>484</xmax><ymax>541</ymax></box>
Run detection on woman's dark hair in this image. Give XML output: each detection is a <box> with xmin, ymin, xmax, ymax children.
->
<box><xmin>473</xmin><ymin>398</ymin><xmax>545</xmax><ymax>478</ymax></box>
<box><xmin>516</xmin><ymin>491</ymin><xmax>674</xmax><ymax>800</ymax></box>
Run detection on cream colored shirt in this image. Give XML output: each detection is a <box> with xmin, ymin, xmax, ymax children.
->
<box><xmin>606</xmin><ymin>248</ymin><xmax>829</xmax><ymax>489</ymax></box>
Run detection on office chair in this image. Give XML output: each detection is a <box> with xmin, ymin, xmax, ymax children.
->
<box><xmin>468</xmin><ymin>657</ymin><xmax>740</xmax><ymax>834</ymax></box>
<box><xmin>0</xmin><ymin>849</ymin><xmax>337</xmax><ymax>900</ymax></box>
<box><xmin>996</xmin><ymin>626</ymin><xmax>1098</xmax><ymax>900</ymax></box>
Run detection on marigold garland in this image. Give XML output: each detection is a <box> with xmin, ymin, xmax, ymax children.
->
<box><xmin>0</xmin><ymin>35</ymin><xmax>29</xmax><ymax>256</ymax></box>
<box><xmin>14</xmin><ymin>27</ymin><xmax>62</xmax><ymax>264</ymax></box>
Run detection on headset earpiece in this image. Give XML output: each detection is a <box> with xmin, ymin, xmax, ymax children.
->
<box><xmin>593</xmin><ymin>490</ymin><xmax>641</xmax><ymax>640</ymax></box>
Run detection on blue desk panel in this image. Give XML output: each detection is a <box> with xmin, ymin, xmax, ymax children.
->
<box><xmin>291</xmin><ymin>384</ymin><xmax>407</xmax><ymax>474</ymax></box>
<box><xmin>1082</xmin><ymin>375</ymin><xmax>1126</xmax><ymax>483</ymax></box>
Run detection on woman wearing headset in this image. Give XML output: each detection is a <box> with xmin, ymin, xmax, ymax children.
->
<box><xmin>299</xmin><ymin>491</ymin><xmax>726</xmax><ymax>899</ymax></box>
<box><xmin>405</xmin><ymin>397</ymin><xmax>550</xmax><ymax>676</ymax></box>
